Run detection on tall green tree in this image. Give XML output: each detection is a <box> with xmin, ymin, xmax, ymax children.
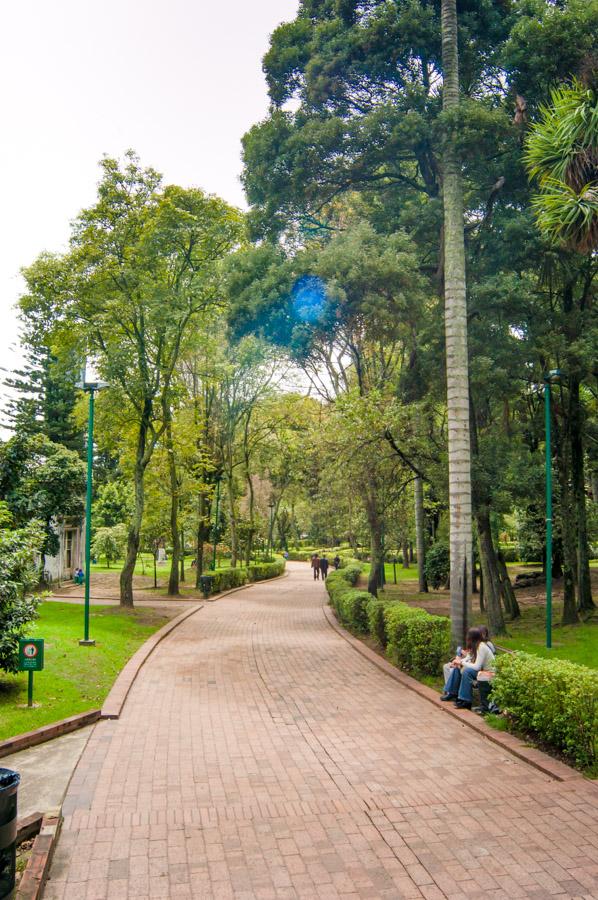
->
<box><xmin>440</xmin><ymin>0</ymin><xmax>473</xmax><ymax>645</ymax></box>
<box><xmin>20</xmin><ymin>153</ymin><xmax>242</xmax><ymax>606</ymax></box>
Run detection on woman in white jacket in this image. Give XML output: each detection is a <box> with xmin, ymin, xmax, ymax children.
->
<box><xmin>440</xmin><ymin>627</ymin><xmax>495</xmax><ymax>709</ymax></box>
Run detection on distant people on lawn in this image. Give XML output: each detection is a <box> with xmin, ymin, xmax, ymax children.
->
<box><xmin>333</xmin><ymin>555</ymin><xmax>341</xmax><ymax>570</ymax></box>
<box><xmin>73</xmin><ymin>567</ymin><xmax>84</xmax><ymax>584</ymax></box>
<box><xmin>440</xmin><ymin>626</ymin><xmax>496</xmax><ymax>710</ymax></box>
<box><xmin>320</xmin><ymin>554</ymin><xmax>330</xmax><ymax>579</ymax></box>
<box><xmin>311</xmin><ymin>553</ymin><xmax>321</xmax><ymax>580</ymax></box>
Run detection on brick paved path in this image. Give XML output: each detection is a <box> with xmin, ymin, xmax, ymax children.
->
<box><xmin>46</xmin><ymin>564</ymin><xmax>598</xmax><ymax>899</ymax></box>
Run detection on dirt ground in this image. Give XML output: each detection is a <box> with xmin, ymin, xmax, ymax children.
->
<box><xmin>376</xmin><ymin>564</ymin><xmax>598</xmax><ymax>619</ymax></box>
<box><xmin>49</xmin><ymin>571</ymin><xmax>206</xmax><ymax>605</ymax></box>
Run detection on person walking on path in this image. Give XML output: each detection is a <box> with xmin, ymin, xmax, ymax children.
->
<box><xmin>320</xmin><ymin>554</ymin><xmax>330</xmax><ymax>579</ymax></box>
<box><xmin>311</xmin><ymin>553</ymin><xmax>321</xmax><ymax>580</ymax></box>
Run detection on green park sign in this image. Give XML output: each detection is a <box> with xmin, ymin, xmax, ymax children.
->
<box><xmin>18</xmin><ymin>638</ymin><xmax>44</xmax><ymax>707</ymax></box>
<box><xmin>18</xmin><ymin>639</ymin><xmax>44</xmax><ymax>672</ymax></box>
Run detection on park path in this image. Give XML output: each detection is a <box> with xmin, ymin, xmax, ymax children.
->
<box><xmin>45</xmin><ymin>564</ymin><xmax>598</xmax><ymax>899</ymax></box>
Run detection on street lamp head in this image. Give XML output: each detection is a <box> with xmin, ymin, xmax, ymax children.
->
<box><xmin>544</xmin><ymin>369</ymin><xmax>565</xmax><ymax>385</ymax></box>
<box><xmin>268</xmin><ymin>500</ymin><xmax>275</xmax><ymax>510</ymax></box>
<box><xmin>83</xmin><ymin>380</ymin><xmax>109</xmax><ymax>392</ymax></box>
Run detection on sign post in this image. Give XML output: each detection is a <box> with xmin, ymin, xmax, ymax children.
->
<box><xmin>18</xmin><ymin>639</ymin><xmax>44</xmax><ymax>707</ymax></box>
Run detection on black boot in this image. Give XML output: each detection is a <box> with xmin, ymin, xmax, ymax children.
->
<box><xmin>454</xmin><ymin>699</ymin><xmax>472</xmax><ymax>710</ymax></box>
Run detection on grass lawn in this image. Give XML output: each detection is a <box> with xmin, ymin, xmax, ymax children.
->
<box><xmin>495</xmin><ymin>605</ymin><xmax>598</xmax><ymax>669</ymax></box>
<box><xmin>0</xmin><ymin>601</ymin><xmax>171</xmax><ymax>741</ymax></box>
<box><xmin>361</xmin><ymin>561</ymin><xmax>420</xmax><ymax>583</ymax></box>
<box><xmin>89</xmin><ymin>554</ymin><xmax>250</xmax><ymax>577</ymax></box>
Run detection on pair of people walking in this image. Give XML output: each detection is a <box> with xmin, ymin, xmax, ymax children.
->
<box><xmin>311</xmin><ymin>553</ymin><xmax>329</xmax><ymax>580</ymax></box>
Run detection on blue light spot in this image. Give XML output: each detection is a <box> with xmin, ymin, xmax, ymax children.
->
<box><xmin>291</xmin><ymin>276</ymin><xmax>327</xmax><ymax>324</ymax></box>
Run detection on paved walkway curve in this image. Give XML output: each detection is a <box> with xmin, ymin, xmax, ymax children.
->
<box><xmin>46</xmin><ymin>564</ymin><xmax>598</xmax><ymax>899</ymax></box>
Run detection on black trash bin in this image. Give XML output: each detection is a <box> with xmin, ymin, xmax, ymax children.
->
<box><xmin>199</xmin><ymin>575</ymin><xmax>213</xmax><ymax>600</ymax></box>
<box><xmin>0</xmin><ymin>768</ymin><xmax>20</xmax><ymax>900</ymax></box>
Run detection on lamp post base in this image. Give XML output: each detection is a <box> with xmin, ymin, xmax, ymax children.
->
<box><xmin>78</xmin><ymin>639</ymin><xmax>96</xmax><ymax>646</ymax></box>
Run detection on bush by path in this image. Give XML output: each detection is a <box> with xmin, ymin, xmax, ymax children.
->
<box><xmin>492</xmin><ymin>652</ymin><xmax>598</xmax><ymax>769</ymax></box>
<box><xmin>326</xmin><ymin>562</ymin><xmax>449</xmax><ymax>676</ymax></box>
<box><xmin>208</xmin><ymin>558</ymin><xmax>285</xmax><ymax>593</ymax></box>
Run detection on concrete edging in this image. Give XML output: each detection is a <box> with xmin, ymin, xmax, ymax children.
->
<box><xmin>0</xmin><ymin>710</ymin><xmax>101</xmax><ymax>760</ymax></box>
<box><xmin>322</xmin><ymin>602</ymin><xmax>586</xmax><ymax>784</ymax></box>
<box><xmin>101</xmin><ymin>569</ymin><xmax>290</xmax><ymax>719</ymax></box>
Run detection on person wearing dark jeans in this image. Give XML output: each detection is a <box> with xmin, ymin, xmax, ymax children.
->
<box><xmin>311</xmin><ymin>554</ymin><xmax>320</xmax><ymax>580</ymax></box>
<box><xmin>440</xmin><ymin>627</ymin><xmax>495</xmax><ymax>708</ymax></box>
<box><xmin>320</xmin><ymin>555</ymin><xmax>330</xmax><ymax>579</ymax></box>
<box><xmin>333</xmin><ymin>555</ymin><xmax>341</xmax><ymax>570</ymax></box>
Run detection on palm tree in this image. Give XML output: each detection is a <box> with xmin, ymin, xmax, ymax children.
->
<box><xmin>526</xmin><ymin>78</ymin><xmax>597</xmax><ymax>615</ymax></box>
<box><xmin>441</xmin><ymin>0</ymin><xmax>473</xmax><ymax>647</ymax></box>
<box><xmin>525</xmin><ymin>79</ymin><xmax>598</xmax><ymax>253</ymax></box>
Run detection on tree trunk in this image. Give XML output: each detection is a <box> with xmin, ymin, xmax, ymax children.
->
<box><xmin>441</xmin><ymin>0</ymin><xmax>473</xmax><ymax>648</ymax></box>
<box><xmin>195</xmin><ymin>491</ymin><xmax>210</xmax><ymax>587</ymax></box>
<box><xmin>414</xmin><ymin>475</ymin><xmax>428</xmax><ymax>592</ymax></box>
<box><xmin>227</xmin><ymin>475</ymin><xmax>238</xmax><ymax>567</ymax></box>
<box><xmin>179</xmin><ymin>529</ymin><xmax>185</xmax><ymax>582</ymax></box>
<box><xmin>497</xmin><ymin>551</ymin><xmax>521</xmax><ymax>620</ymax></box>
<box><xmin>365</xmin><ymin>484</ymin><xmax>383</xmax><ymax>597</ymax></box>
<box><xmin>402</xmin><ymin>540</ymin><xmax>410</xmax><ymax>569</ymax></box>
<box><xmin>556</xmin><ymin>421</ymin><xmax>580</xmax><ymax>626</ymax></box>
<box><xmin>471</xmin><ymin>552</ymin><xmax>478</xmax><ymax>595</ymax></box>
<box><xmin>165</xmin><ymin>412</ymin><xmax>180</xmax><ymax>597</ymax></box>
<box><xmin>569</xmin><ymin>377</ymin><xmax>594</xmax><ymax>611</ymax></box>
<box><xmin>120</xmin><ymin>458</ymin><xmax>144</xmax><ymax>607</ymax></box>
<box><xmin>476</xmin><ymin>512</ymin><xmax>506</xmax><ymax>636</ymax></box>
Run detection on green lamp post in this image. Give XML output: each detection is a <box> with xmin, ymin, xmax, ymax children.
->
<box><xmin>543</xmin><ymin>369</ymin><xmax>563</xmax><ymax>650</ymax></box>
<box><xmin>79</xmin><ymin>377</ymin><xmax>108</xmax><ymax>646</ymax></box>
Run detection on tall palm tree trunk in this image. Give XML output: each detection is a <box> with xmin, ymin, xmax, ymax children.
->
<box><xmin>441</xmin><ymin>0</ymin><xmax>473</xmax><ymax>647</ymax></box>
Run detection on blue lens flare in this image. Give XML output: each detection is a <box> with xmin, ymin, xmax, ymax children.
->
<box><xmin>291</xmin><ymin>276</ymin><xmax>327</xmax><ymax>323</ymax></box>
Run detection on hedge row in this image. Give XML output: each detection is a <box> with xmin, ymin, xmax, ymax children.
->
<box><xmin>326</xmin><ymin>563</ymin><xmax>450</xmax><ymax>676</ymax></box>
<box><xmin>206</xmin><ymin>559</ymin><xmax>285</xmax><ymax>593</ymax></box>
<box><xmin>492</xmin><ymin>653</ymin><xmax>598</xmax><ymax>768</ymax></box>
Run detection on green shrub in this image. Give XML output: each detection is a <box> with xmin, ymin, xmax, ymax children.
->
<box><xmin>326</xmin><ymin>562</ymin><xmax>370</xmax><ymax>632</ymax></box>
<box><xmin>366</xmin><ymin>599</ymin><xmax>388</xmax><ymax>647</ymax></box>
<box><xmin>206</xmin><ymin>558</ymin><xmax>285</xmax><ymax>593</ymax></box>
<box><xmin>384</xmin><ymin>603</ymin><xmax>450</xmax><ymax>676</ymax></box>
<box><xmin>209</xmin><ymin>567</ymin><xmax>248</xmax><ymax>592</ymax></box>
<box><xmin>492</xmin><ymin>653</ymin><xmax>598</xmax><ymax>768</ymax></box>
<box><xmin>248</xmin><ymin>559</ymin><xmax>286</xmax><ymax>581</ymax></box>
<box><xmin>423</xmin><ymin>541</ymin><xmax>450</xmax><ymax>589</ymax></box>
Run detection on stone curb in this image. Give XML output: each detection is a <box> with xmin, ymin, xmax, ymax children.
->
<box><xmin>0</xmin><ymin>710</ymin><xmax>101</xmax><ymax>760</ymax></box>
<box><xmin>101</xmin><ymin>569</ymin><xmax>290</xmax><ymax>719</ymax></box>
<box><xmin>100</xmin><ymin>603</ymin><xmax>204</xmax><ymax>718</ymax></box>
<box><xmin>323</xmin><ymin>603</ymin><xmax>587</xmax><ymax>784</ymax></box>
<box><xmin>16</xmin><ymin>812</ymin><xmax>61</xmax><ymax>900</ymax></box>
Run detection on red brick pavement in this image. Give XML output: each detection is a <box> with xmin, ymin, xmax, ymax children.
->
<box><xmin>45</xmin><ymin>563</ymin><xmax>598</xmax><ymax>899</ymax></box>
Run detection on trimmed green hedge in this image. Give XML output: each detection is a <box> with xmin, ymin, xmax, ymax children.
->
<box><xmin>325</xmin><ymin>561</ymin><xmax>368</xmax><ymax>631</ymax></box>
<box><xmin>492</xmin><ymin>653</ymin><xmax>598</xmax><ymax>768</ymax></box>
<box><xmin>384</xmin><ymin>603</ymin><xmax>450</xmax><ymax>675</ymax></box>
<box><xmin>326</xmin><ymin>563</ymin><xmax>449</xmax><ymax>675</ymax></box>
<box><xmin>205</xmin><ymin>559</ymin><xmax>285</xmax><ymax>593</ymax></box>
<box><xmin>248</xmin><ymin>559</ymin><xmax>286</xmax><ymax>581</ymax></box>
<box><xmin>366</xmin><ymin>599</ymin><xmax>388</xmax><ymax>648</ymax></box>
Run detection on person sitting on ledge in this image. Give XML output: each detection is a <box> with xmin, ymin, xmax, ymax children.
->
<box><xmin>440</xmin><ymin>627</ymin><xmax>496</xmax><ymax>709</ymax></box>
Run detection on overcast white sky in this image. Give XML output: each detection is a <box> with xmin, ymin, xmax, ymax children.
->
<box><xmin>0</xmin><ymin>0</ymin><xmax>298</xmax><ymax>396</ymax></box>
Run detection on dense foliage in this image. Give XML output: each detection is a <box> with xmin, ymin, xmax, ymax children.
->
<box><xmin>0</xmin><ymin>515</ymin><xmax>44</xmax><ymax>672</ymax></box>
<box><xmin>493</xmin><ymin>652</ymin><xmax>598</xmax><ymax>768</ymax></box>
